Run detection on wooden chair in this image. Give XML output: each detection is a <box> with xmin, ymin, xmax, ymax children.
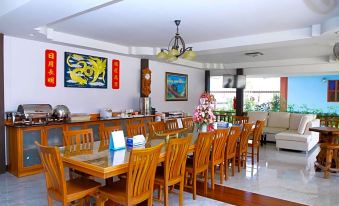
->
<box><xmin>166</xmin><ymin>119</ymin><xmax>179</xmax><ymax>131</ymax></box>
<box><xmin>248</xmin><ymin>120</ymin><xmax>265</xmax><ymax>165</ymax></box>
<box><xmin>155</xmin><ymin>135</ymin><xmax>192</xmax><ymax>206</ymax></box>
<box><xmin>148</xmin><ymin>121</ymin><xmax>166</xmax><ymax>139</ymax></box>
<box><xmin>97</xmin><ymin>143</ymin><xmax>164</xmax><ymax>206</ymax></box>
<box><xmin>35</xmin><ymin>142</ymin><xmax>100</xmax><ymax>206</ymax></box>
<box><xmin>236</xmin><ymin>123</ymin><xmax>253</xmax><ymax>172</ymax></box>
<box><xmin>182</xmin><ymin>117</ymin><xmax>194</xmax><ymax>134</ymax></box>
<box><xmin>63</xmin><ymin>128</ymin><xmax>94</xmax><ymax>146</ymax></box>
<box><xmin>232</xmin><ymin>116</ymin><xmax>249</xmax><ymax>125</ymax></box>
<box><xmin>63</xmin><ymin>129</ymin><xmax>94</xmax><ymax>179</ymax></box>
<box><xmin>126</xmin><ymin>117</ymin><xmax>144</xmax><ymax>125</ymax></box>
<box><xmin>224</xmin><ymin>126</ymin><xmax>241</xmax><ymax>180</ymax></box>
<box><xmin>210</xmin><ymin>128</ymin><xmax>229</xmax><ymax>190</ymax></box>
<box><xmin>99</xmin><ymin>125</ymin><xmax>122</xmax><ymax>141</ymax></box>
<box><xmin>185</xmin><ymin>132</ymin><xmax>214</xmax><ymax>200</ymax></box>
<box><xmin>126</xmin><ymin>123</ymin><xmax>147</xmax><ymax>137</ymax></box>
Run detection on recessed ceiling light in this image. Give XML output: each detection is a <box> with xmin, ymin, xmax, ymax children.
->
<box><xmin>244</xmin><ymin>52</ymin><xmax>264</xmax><ymax>57</ymax></box>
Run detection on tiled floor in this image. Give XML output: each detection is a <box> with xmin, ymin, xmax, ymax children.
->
<box><xmin>0</xmin><ymin>171</ymin><xmax>230</xmax><ymax>206</ymax></box>
<box><xmin>216</xmin><ymin>143</ymin><xmax>339</xmax><ymax>206</ymax></box>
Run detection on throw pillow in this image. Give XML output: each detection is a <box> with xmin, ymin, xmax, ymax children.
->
<box><xmin>297</xmin><ymin>116</ymin><xmax>311</xmax><ymax>134</ymax></box>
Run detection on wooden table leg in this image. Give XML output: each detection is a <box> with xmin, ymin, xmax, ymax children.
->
<box><xmin>324</xmin><ymin>148</ymin><xmax>333</xmax><ymax>179</ymax></box>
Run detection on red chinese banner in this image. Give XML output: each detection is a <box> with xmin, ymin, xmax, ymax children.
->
<box><xmin>45</xmin><ymin>49</ymin><xmax>57</xmax><ymax>87</ymax></box>
<box><xmin>112</xmin><ymin>59</ymin><xmax>120</xmax><ymax>89</ymax></box>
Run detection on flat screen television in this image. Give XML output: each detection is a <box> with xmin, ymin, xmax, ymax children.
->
<box><xmin>223</xmin><ymin>75</ymin><xmax>246</xmax><ymax>89</ymax></box>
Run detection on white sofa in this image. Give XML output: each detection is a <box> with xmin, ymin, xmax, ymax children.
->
<box><xmin>247</xmin><ymin>111</ymin><xmax>320</xmax><ymax>152</ymax></box>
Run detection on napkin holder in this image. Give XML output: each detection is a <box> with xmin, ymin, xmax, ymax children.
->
<box><xmin>109</xmin><ymin>130</ymin><xmax>126</xmax><ymax>151</ymax></box>
<box><xmin>126</xmin><ymin>135</ymin><xmax>146</xmax><ymax>147</ymax></box>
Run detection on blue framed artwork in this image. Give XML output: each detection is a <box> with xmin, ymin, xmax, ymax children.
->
<box><xmin>165</xmin><ymin>72</ymin><xmax>188</xmax><ymax>101</ymax></box>
<box><xmin>64</xmin><ymin>52</ymin><xmax>107</xmax><ymax>88</ymax></box>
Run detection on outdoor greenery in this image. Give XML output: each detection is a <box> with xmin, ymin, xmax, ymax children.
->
<box><xmin>244</xmin><ymin>94</ymin><xmax>280</xmax><ymax>112</ymax></box>
<box><xmin>215</xmin><ymin>94</ymin><xmax>339</xmax><ymax>116</ymax></box>
<box><xmin>287</xmin><ymin>104</ymin><xmax>339</xmax><ymax>116</ymax></box>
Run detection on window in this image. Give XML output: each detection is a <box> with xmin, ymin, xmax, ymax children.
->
<box><xmin>210</xmin><ymin>76</ymin><xmax>280</xmax><ymax>112</ymax></box>
<box><xmin>327</xmin><ymin>80</ymin><xmax>339</xmax><ymax>102</ymax></box>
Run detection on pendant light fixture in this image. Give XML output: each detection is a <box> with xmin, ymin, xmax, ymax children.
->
<box><xmin>157</xmin><ymin>20</ymin><xmax>196</xmax><ymax>61</ymax></box>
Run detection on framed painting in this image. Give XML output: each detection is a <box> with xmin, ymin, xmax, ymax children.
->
<box><xmin>165</xmin><ymin>72</ymin><xmax>188</xmax><ymax>101</ymax></box>
<box><xmin>64</xmin><ymin>52</ymin><xmax>107</xmax><ymax>88</ymax></box>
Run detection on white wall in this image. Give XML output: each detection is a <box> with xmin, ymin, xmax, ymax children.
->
<box><xmin>4</xmin><ymin>36</ymin><xmax>205</xmax><ymax>115</ymax></box>
<box><xmin>150</xmin><ymin>61</ymin><xmax>205</xmax><ymax>115</ymax></box>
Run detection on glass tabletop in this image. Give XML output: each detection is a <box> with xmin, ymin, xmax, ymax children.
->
<box><xmin>60</xmin><ymin>133</ymin><xmax>197</xmax><ymax>170</ymax></box>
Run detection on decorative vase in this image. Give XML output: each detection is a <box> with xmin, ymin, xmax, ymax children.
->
<box><xmin>200</xmin><ymin>124</ymin><xmax>208</xmax><ymax>132</ymax></box>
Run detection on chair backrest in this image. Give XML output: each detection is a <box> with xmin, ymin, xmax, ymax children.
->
<box><xmin>252</xmin><ymin>120</ymin><xmax>265</xmax><ymax>146</ymax></box>
<box><xmin>99</xmin><ymin>125</ymin><xmax>122</xmax><ymax>141</ymax></box>
<box><xmin>232</xmin><ymin>116</ymin><xmax>249</xmax><ymax>125</ymax></box>
<box><xmin>239</xmin><ymin>123</ymin><xmax>253</xmax><ymax>152</ymax></box>
<box><xmin>126</xmin><ymin>117</ymin><xmax>144</xmax><ymax>125</ymax></box>
<box><xmin>35</xmin><ymin>142</ymin><xmax>67</xmax><ymax>197</ymax></box>
<box><xmin>212</xmin><ymin>129</ymin><xmax>229</xmax><ymax>163</ymax></box>
<box><xmin>194</xmin><ymin>132</ymin><xmax>214</xmax><ymax>171</ymax></box>
<box><xmin>225</xmin><ymin>126</ymin><xmax>241</xmax><ymax>158</ymax></box>
<box><xmin>126</xmin><ymin>143</ymin><xmax>163</xmax><ymax>204</ymax></box>
<box><xmin>148</xmin><ymin>121</ymin><xmax>166</xmax><ymax>138</ymax></box>
<box><xmin>165</xmin><ymin>135</ymin><xmax>192</xmax><ymax>183</ymax></box>
<box><xmin>182</xmin><ymin>117</ymin><xmax>194</xmax><ymax>133</ymax></box>
<box><xmin>63</xmin><ymin>128</ymin><xmax>94</xmax><ymax>146</ymax></box>
<box><xmin>126</xmin><ymin>123</ymin><xmax>147</xmax><ymax>137</ymax></box>
<box><xmin>166</xmin><ymin>119</ymin><xmax>179</xmax><ymax>131</ymax></box>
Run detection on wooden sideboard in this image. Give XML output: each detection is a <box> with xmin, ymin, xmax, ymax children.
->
<box><xmin>6</xmin><ymin>116</ymin><xmax>154</xmax><ymax>177</ymax></box>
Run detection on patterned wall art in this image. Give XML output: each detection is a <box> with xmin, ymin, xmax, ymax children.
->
<box><xmin>64</xmin><ymin>52</ymin><xmax>107</xmax><ymax>88</ymax></box>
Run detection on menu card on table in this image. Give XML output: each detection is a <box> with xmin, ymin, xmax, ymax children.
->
<box><xmin>109</xmin><ymin>130</ymin><xmax>126</xmax><ymax>151</ymax></box>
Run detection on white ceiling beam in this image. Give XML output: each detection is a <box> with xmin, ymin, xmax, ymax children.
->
<box><xmin>244</xmin><ymin>63</ymin><xmax>339</xmax><ymax>77</ymax></box>
<box><xmin>189</xmin><ymin>27</ymin><xmax>312</xmax><ymax>52</ymax></box>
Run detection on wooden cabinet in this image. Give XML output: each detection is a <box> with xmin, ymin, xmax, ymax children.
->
<box><xmin>45</xmin><ymin>125</ymin><xmax>65</xmax><ymax>147</ymax></box>
<box><xmin>7</xmin><ymin>116</ymin><xmax>154</xmax><ymax>177</ymax></box>
<box><xmin>8</xmin><ymin>126</ymin><xmax>45</xmax><ymax>177</ymax></box>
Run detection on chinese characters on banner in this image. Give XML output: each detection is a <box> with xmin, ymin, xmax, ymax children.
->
<box><xmin>112</xmin><ymin>59</ymin><xmax>120</xmax><ymax>89</ymax></box>
<box><xmin>45</xmin><ymin>50</ymin><xmax>57</xmax><ymax>87</ymax></box>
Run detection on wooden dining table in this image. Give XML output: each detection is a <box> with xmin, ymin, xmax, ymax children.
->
<box><xmin>61</xmin><ymin>134</ymin><xmax>197</xmax><ymax>179</ymax></box>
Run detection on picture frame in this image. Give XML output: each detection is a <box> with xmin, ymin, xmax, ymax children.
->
<box><xmin>165</xmin><ymin>72</ymin><xmax>188</xmax><ymax>101</ymax></box>
<box><xmin>64</xmin><ymin>52</ymin><xmax>107</xmax><ymax>88</ymax></box>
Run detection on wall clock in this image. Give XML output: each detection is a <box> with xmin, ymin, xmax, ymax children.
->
<box><xmin>141</xmin><ymin>68</ymin><xmax>151</xmax><ymax>97</ymax></box>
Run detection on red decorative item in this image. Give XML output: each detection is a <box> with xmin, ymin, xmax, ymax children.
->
<box><xmin>112</xmin><ymin>59</ymin><xmax>120</xmax><ymax>89</ymax></box>
<box><xmin>45</xmin><ymin>50</ymin><xmax>57</xmax><ymax>87</ymax></box>
<box><xmin>233</xmin><ymin>96</ymin><xmax>237</xmax><ymax>110</ymax></box>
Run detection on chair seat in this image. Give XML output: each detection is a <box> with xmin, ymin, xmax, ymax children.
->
<box><xmin>66</xmin><ymin>177</ymin><xmax>101</xmax><ymax>202</ymax></box>
<box><xmin>99</xmin><ymin>180</ymin><xmax>127</xmax><ymax>204</ymax></box>
<box><xmin>154</xmin><ymin>166</ymin><xmax>165</xmax><ymax>184</ymax></box>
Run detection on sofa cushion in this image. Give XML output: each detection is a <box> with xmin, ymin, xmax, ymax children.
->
<box><xmin>289</xmin><ymin>113</ymin><xmax>304</xmax><ymax>130</ymax></box>
<box><xmin>275</xmin><ymin>131</ymin><xmax>311</xmax><ymax>143</ymax></box>
<box><xmin>267</xmin><ymin>112</ymin><xmax>290</xmax><ymax>129</ymax></box>
<box><xmin>297</xmin><ymin>115</ymin><xmax>312</xmax><ymax>134</ymax></box>
<box><xmin>247</xmin><ymin>112</ymin><xmax>268</xmax><ymax>125</ymax></box>
<box><xmin>264</xmin><ymin>127</ymin><xmax>288</xmax><ymax>134</ymax></box>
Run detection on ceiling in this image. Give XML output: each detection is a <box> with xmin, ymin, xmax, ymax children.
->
<box><xmin>1</xmin><ymin>0</ymin><xmax>339</xmax><ymax>76</ymax></box>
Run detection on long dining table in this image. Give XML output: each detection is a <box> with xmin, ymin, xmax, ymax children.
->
<box><xmin>61</xmin><ymin>134</ymin><xmax>197</xmax><ymax>179</ymax></box>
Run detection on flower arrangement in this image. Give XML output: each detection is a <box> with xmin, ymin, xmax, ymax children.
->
<box><xmin>193</xmin><ymin>92</ymin><xmax>216</xmax><ymax>131</ymax></box>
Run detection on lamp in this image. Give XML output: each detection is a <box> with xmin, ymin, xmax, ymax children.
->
<box><xmin>157</xmin><ymin>20</ymin><xmax>196</xmax><ymax>61</ymax></box>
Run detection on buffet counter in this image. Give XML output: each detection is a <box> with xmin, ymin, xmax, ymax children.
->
<box><xmin>6</xmin><ymin>115</ymin><xmax>154</xmax><ymax>177</ymax></box>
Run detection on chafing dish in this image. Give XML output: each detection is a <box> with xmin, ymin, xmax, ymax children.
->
<box><xmin>16</xmin><ymin>104</ymin><xmax>53</xmax><ymax>125</ymax></box>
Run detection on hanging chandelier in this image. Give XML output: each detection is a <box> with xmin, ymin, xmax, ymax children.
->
<box><xmin>157</xmin><ymin>20</ymin><xmax>196</xmax><ymax>61</ymax></box>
